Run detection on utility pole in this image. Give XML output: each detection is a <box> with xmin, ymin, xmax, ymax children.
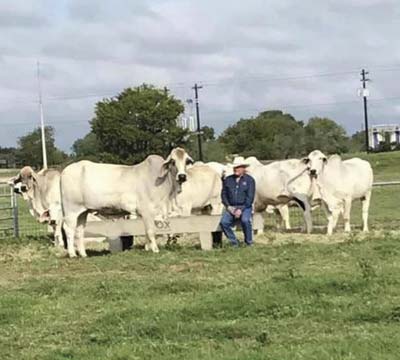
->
<box><xmin>37</xmin><ymin>61</ymin><xmax>48</xmax><ymax>169</ymax></box>
<box><xmin>360</xmin><ymin>69</ymin><xmax>370</xmax><ymax>153</ymax></box>
<box><xmin>192</xmin><ymin>83</ymin><xmax>203</xmax><ymax>161</ymax></box>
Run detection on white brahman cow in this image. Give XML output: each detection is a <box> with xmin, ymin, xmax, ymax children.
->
<box><xmin>10</xmin><ymin>167</ymin><xmax>63</xmax><ymax>247</ymax></box>
<box><xmin>171</xmin><ymin>165</ymin><xmax>223</xmax><ymax>216</ymax></box>
<box><xmin>246</xmin><ymin>158</ymin><xmax>314</xmax><ymax>233</ymax></box>
<box><xmin>303</xmin><ymin>150</ymin><xmax>373</xmax><ymax>235</ymax></box>
<box><xmin>60</xmin><ymin>147</ymin><xmax>193</xmax><ymax>257</ymax></box>
<box><xmin>204</xmin><ymin>161</ymin><xmax>227</xmax><ymax>179</ymax></box>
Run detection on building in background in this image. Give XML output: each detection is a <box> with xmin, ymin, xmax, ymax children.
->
<box><xmin>177</xmin><ymin>98</ymin><xmax>196</xmax><ymax>132</ymax></box>
<box><xmin>369</xmin><ymin>124</ymin><xmax>400</xmax><ymax>150</ymax></box>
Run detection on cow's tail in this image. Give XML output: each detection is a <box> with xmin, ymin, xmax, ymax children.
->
<box><xmin>293</xmin><ymin>197</ymin><xmax>306</xmax><ymax>211</ymax></box>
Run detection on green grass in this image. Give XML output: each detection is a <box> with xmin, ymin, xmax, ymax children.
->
<box><xmin>343</xmin><ymin>150</ymin><xmax>400</xmax><ymax>182</ymax></box>
<box><xmin>0</xmin><ymin>151</ymin><xmax>399</xmax><ymax>359</ymax></box>
<box><xmin>1</xmin><ymin>232</ymin><xmax>400</xmax><ymax>359</ymax></box>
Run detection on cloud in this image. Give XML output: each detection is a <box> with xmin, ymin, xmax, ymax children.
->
<box><xmin>0</xmin><ymin>0</ymin><xmax>399</xmax><ymax>153</ymax></box>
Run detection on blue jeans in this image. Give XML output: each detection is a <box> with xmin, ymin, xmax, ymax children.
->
<box><xmin>220</xmin><ymin>207</ymin><xmax>253</xmax><ymax>246</ymax></box>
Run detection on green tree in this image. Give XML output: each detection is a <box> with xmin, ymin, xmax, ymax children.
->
<box><xmin>16</xmin><ymin>126</ymin><xmax>68</xmax><ymax>169</ymax></box>
<box><xmin>219</xmin><ymin>110</ymin><xmax>305</xmax><ymax>160</ymax></box>
<box><xmin>304</xmin><ymin>117</ymin><xmax>349</xmax><ymax>154</ymax></box>
<box><xmin>91</xmin><ymin>84</ymin><xmax>188</xmax><ymax>164</ymax></box>
<box><xmin>201</xmin><ymin>126</ymin><xmax>215</xmax><ymax>142</ymax></box>
<box><xmin>348</xmin><ymin>131</ymin><xmax>366</xmax><ymax>153</ymax></box>
<box><xmin>186</xmin><ymin>126</ymin><xmax>224</xmax><ymax>161</ymax></box>
<box><xmin>72</xmin><ymin>132</ymin><xmax>101</xmax><ymax>161</ymax></box>
<box><xmin>203</xmin><ymin>140</ymin><xmax>229</xmax><ymax>162</ymax></box>
<box><xmin>0</xmin><ymin>147</ymin><xmax>17</xmax><ymax>167</ymax></box>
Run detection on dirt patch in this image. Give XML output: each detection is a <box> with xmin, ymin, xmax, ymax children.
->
<box><xmin>255</xmin><ymin>230</ymin><xmax>399</xmax><ymax>246</ymax></box>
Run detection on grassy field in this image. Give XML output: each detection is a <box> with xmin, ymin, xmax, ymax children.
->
<box><xmin>1</xmin><ymin>231</ymin><xmax>400</xmax><ymax>359</ymax></box>
<box><xmin>0</xmin><ymin>151</ymin><xmax>399</xmax><ymax>359</ymax></box>
<box><xmin>342</xmin><ymin>150</ymin><xmax>400</xmax><ymax>182</ymax></box>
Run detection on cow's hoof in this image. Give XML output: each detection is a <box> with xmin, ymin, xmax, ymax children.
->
<box><xmin>145</xmin><ymin>243</ymin><xmax>151</xmax><ymax>251</ymax></box>
<box><xmin>151</xmin><ymin>246</ymin><xmax>160</xmax><ymax>253</ymax></box>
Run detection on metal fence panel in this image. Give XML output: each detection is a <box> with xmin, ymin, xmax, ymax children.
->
<box><xmin>0</xmin><ymin>183</ymin><xmax>14</xmax><ymax>237</ymax></box>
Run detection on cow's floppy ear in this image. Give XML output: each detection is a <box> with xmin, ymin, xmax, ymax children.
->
<box><xmin>9</xmin><ymin>176</ymin><xmax>20</xmax><ymax>185</ymax></box>
<box><xmin>31</xmin><ymin>172</ymin><xmax>38</xmax><ymax>182</ymax></box>
<box><xmin>159</xmin><ymin>155</ymin><xmax>172</xmax><ymax>178</ymax></box>
<box><xmin>301</xmin><ymin>157</ymin><xmax>310</xmax><ymax>164</ymax></box>
<box><xmin>162</xmin><ymin>153</ymin><xmax>172</xmax><ymax>167</ymax></box>
<box><xmin>186</xmin><ymin>156</ymin><xmax>194</xmax><ymax>165</ymax></box>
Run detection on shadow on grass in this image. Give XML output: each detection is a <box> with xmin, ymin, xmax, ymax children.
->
<box><xmin>85</xmin><ymin>249</ymin><xmax>111</xmax><ymax>257</ymax></box>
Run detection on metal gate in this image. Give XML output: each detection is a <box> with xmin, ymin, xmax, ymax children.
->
<box><xmin>0</xmin><ymin>182</ymin><xmax>18</xmax><ymax>238</ymax></box>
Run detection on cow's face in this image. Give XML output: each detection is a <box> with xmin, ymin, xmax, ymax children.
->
<box><xmin>302</xmin><ymin>150</ymin><xmax>327</xmax><ymax>178</ymax></box>
<box><xmin>11</xmin><ymin>166</ymin><xmax>37</xmax><ymax>199</ymax></box>
<box><xmin>162</xmin><ymin>148</ymin><xmax>194</xmax><ymax>184</ymax></box>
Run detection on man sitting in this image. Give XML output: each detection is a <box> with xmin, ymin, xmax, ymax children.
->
<box><xmin>220</xmin><ymin>157</ymin><xmax>256</xmax><ymax>247</ymax></box>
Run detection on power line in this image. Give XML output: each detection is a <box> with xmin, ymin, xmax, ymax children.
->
<box><xmin>201</xmin><ymin>95</ymin><xmax>400</xmax><ymax>115</ymax></box>
<box><xmin>0</xmin><ymin>66</ymin><xmax>399</xmax><ymax>105</ymax></box>
<box><xmin>201</xmin><ymin>70</ymin><xmax>359</xmax><ymax>87</ymax></box>
<box><xmin>1</xmin><ymin>94</ymin><xmax>399</xmax><ymax>127</ymax></box>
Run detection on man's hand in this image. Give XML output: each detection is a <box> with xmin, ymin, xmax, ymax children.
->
<box><xmin>234</xmin><ymin>208</ymin><xmax>242</xmax><ymax>218</ymax></box>
<box><xmin>227</xmin><ymin>206</ymin><xmax>236</xmax><ymax>215</ymax></box>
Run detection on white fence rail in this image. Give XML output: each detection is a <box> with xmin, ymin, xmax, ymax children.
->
<box><xmin>373</xmin><ymin>181</ymin><xmax>400</xmax><ymax>187</ymax></box>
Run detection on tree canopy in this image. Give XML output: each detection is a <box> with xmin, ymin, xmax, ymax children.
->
<box><xmin>72</xmin><ymin>132</ymin><xmax>101</xmax><ymax>161</ymax></box>
<box><xmin>219</xmin><ymin>110</ymin><xmax>306</xmax><ymax>159</ymax></box>
<box><xmin>14</xmin><ymin>84</ymin><xmax>391</xmax><ymax>167</ymax></box>
<box><xmin>304</xmin><ymin>117</ymin><xmax>349</xmax><ymax>154</ymax></box>
<box><xmin>90</xmin><ymin>84</ymin><xmax>188</xmax><ymax>164</ymax></box>
<box><xmin>16</xmin><ymin>126</ymin><xmax>68</xmax><ymax>169</ymax></box>
<box><xmin>218</xmin><ymin>112</ymin><xmax>355</xmax><ymax>159</ymax></box>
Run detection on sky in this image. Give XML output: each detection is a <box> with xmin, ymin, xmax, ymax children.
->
<box><xmin>0</xmin><ymin>0</ymin><xmax>399</xmax><ymax>152</ymax></box>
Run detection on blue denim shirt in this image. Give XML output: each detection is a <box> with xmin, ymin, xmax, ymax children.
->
<box><xmin>221</xmin><ymin>173</ymin><xmax>255</xmax><ymax>209</ymax></box>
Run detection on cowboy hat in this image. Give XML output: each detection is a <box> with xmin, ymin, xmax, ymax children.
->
<box><xmin>231</xmin><ymin>156</ymin><xmax>250</xmax><ymax>168</ymax></box>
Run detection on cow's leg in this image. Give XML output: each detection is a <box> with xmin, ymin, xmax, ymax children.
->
<box><xmin>361</xmin><ymin>190</ymin><xmax>372</xmax><ymax>232</ymax></box>
<box><xmin>75</xmin><ymin>212</ymin><xmax>88</xmax><ymax>258</ymax></box>
<box><xmin>273</xmin><ymin>207</ymin><xmax>283</xmax><ymax>231</ymax></box>
<box><xmin>181</xmin><ymin>203</ymin><xmax>192</xmax><ymax>217</ymax></box>
<box><xmin>210</xmin><ymin>196</ymin><xmax>223</xmax><ymax>215</ymax></box>
<box><xmin>63</xmin><ymin>215</ymin><xmax>78</xmax><ymax>258</ymax></box>
<box><xmin>141</xmin><ymin>211</ymin><xmax>159</xmax><ymax>253</ymax></box>
<box><xmin>211</xmin><ymin>204</ymin><xmax>224</xmax><ymax>215</ymax></box>
<box><xmin>343</xmin><ymin>198</ymin><xmax>352</xmax><ymax>232</ymax></box>
<box><xmin>322</xmin><ymin>202</ymin><xmax>333</xmax><ymax>235</ymax></box>
<box><xmin>295</xmin><ymin>195</ymin><xmax>312</xmax><ymax>233</ymax></box>
<box><xmin>53</xmin><ymin>222</ymin><xmax>64</xmax><ymax>248</ymax></box>
<box><xmin>168</xmin><ymin>197</ymin><xmax>181</xmax><ymax>217</ymax></box>
<box><xmin>277</xmin><ymin>204</ymin><xmax>291</xmax><ymax>230</ymax></box>
<box><xmin>326</xmin><ymin>204</ymin><xmax>340</xmax><ymax>236</ymax></box>
<box><xmin>331</xmin><ymin>208</ymin><xmax>341</xmax><ymax>234</ymax></box>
